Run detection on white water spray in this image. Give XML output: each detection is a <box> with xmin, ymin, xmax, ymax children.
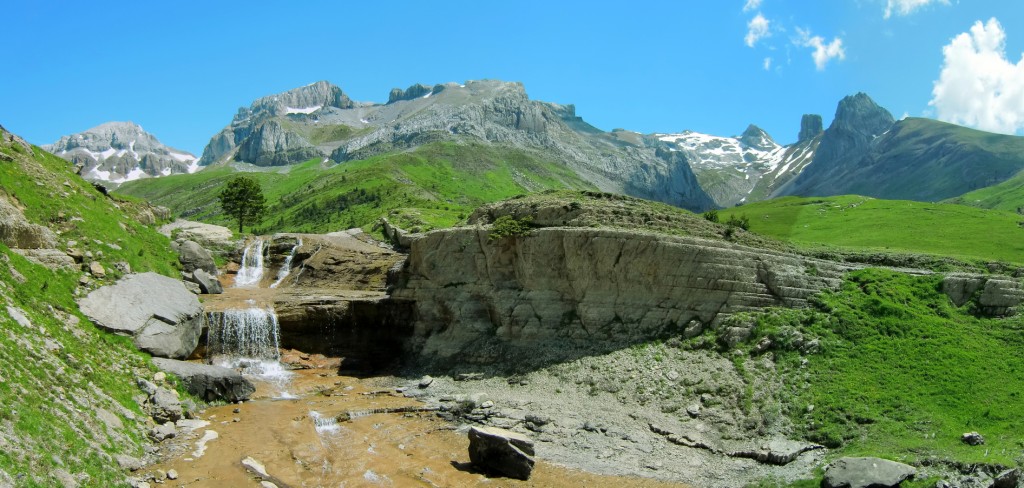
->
<box><xmin>270</xmin><ymin>238</ymin><xmax>302</xmax><ymax>289</ymax></box>
<box><xmin>309</xmin><ymin>410</ymin><xmax>340</xmax><ymax>434</ymax></box>
<box><xmin>234</xmin><ymin>238</ymin><xmax>265</xmax><ymax>287</ymax></box>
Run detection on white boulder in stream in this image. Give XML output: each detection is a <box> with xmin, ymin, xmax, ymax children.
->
<box><xmin>78</xmin><ymin>272</ymin><xmax>203</xmax><ymax>358</ymax></box>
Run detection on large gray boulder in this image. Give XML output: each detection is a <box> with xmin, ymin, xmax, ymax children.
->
<box><xmin>158</xmin><ymin>220</ymin><xmax>234</xmax><ymax>249</ymax></box>
<box><xmin>177</xmin><ymin>240</ymin><xmax>217</xmax><ymax>274</ymax></box>
<box><xmin>467</xmin><ymin>426</ymin><xmax>534</xmax><ymax>480</ymax></box>
<box><xmin>151</xmin><ymin>358</ymin><xmax>255</xmax><ymax>402</ymax></box>
<box><xmin>822</xmin><ymin>457</ymin><xmax>916</xmax><ymax>488</ymax></box>
<box><xmin>78</xmin><ymin>272</ymin><xmax>203</xmax><ymax>358</ymax></box>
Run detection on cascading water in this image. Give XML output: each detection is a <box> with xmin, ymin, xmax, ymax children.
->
<box><xmin>207</xmin><ymin>303</ymin><xmax>294</xmax><ymax>398</ymax></box>
<box><xmin>270</xmin><ymin>238</ymin><xmax>302</xmax><ymax>289</ymax></box>
<box><xmin>234</xmin><ymin>238</ymin><xmax>265</xmax><ymax>287</ymax></box>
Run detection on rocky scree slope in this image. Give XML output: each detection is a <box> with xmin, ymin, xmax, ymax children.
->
<box><xmin>196</xmin><ymin>79</ymin><xmax>715</xmax><ymax>212</ymax></box>
<box><xmin>0</xmin><ymin>124</ymin><xmax>189</xmax><ymax>486</ymax></box>
<box><xmin>44</xmin><ymin>121</ymin><xmax>198</xmax><ymax>186</ymax></box>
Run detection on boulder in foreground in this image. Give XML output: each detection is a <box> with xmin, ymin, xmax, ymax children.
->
<box><xmin>468</xmin><ymin>426</ymin><xmax>535</xmax><ymax>480</ymax></box>
<box><xmin>78</xmin><ymin>272</ymin><xmax>203</xmax><ymax>358</ymax></box>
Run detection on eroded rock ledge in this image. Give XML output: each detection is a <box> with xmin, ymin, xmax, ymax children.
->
<box><xmin>392</xmin><ymin>226</ymin><xmax>851</xmax><ymax>368</ymax></box>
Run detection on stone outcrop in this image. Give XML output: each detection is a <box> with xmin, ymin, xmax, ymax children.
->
<box><xmin>388</xmin><ymin>83</ymin><xmax>434</xmax><ymax>103</ymax></box>
<box><xmin>78</xmin><ymin>273</ymin><xmax>204</xmax><ymax>358</ymax></box>
<box><xmin>821</xmin><ymin>457</ymin><xmax>916</xmax><ymax>488</ymax></box>
<box><xmin>942</xmin><ymin>273</ymin><xmax>1024</xmax><ymax>317</ymax></box>
<box><xmin>467</xmin><ymin>426</ymin><xmax>535</xmax><ymax>480</ymax></box>
<box><xmin>151</xmin><ymin>358</ymin><xmax>255</xmax><ymax>402</ymax></box>
<box><xmin>183</xmin><ymin>268</ymin><xmax>223</xmax><ymax>294</ymax></box>
<box><xmin>0</xmin><ymin>195</ymin><xmax>58</xmax><ymax>249</ymax></box>
<box><xmin>234</xmin><ymin>121</ymin><xmax>322</xmax><ymax>167</ymax></box>
<box><xmin>392</xmin><ymin>226</ymin><xmax>847</xmax><ymax>367</ymax></box>
<box><xmin>798</xmin><ymin>114</ymin><xmax>823</xmax><ymax>142</ymax></box>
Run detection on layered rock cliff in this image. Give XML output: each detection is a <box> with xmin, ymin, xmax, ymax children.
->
<box><xmin>391</xmin><ymin>194</ymin><xmax>849</xmax><ymax>368</ymax></box>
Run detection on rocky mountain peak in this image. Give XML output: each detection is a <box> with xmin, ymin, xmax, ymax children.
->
<box><xmin>739</xmin><ymin>124</ymin><xmax>777</xmax><ymax>151</ymax></box>
<box><xmin>798</xmin><ymin>114</ymin><xmax>823</xmax><ymax>142</ymax></box>
<box><xmin>246</xmin><ymin>81</ymin><xmax>353</xmax><ymax>118</ymax></box>
<box><xmin>829</xmin><ymin>93</ymin><xmax>894</xmax><ymax>137</ymax></box>
<box><xmin>43</xmin><ymin>122</ymin><xmax>197</xmax><ymax>185</ymax></box>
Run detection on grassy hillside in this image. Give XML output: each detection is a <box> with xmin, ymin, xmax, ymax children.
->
<box><xmin>719</xmin><ymin>195</ymin><xmax>1024</xmax><ymax>265</ymax></box>
<box><xmin>0</xmin><ymin>132</ymin><xmax>182</xmax><ymax>486</ymax></box>
<box><xmin>117</xmin><ymin>141</ymin><xmax>595</xmax><ymax>235</ymax></box>
<box><xmin>741</xmin><ymin>268</ymin><xmax>1024</xmax><ymax>485</ymax></box>
<box><xmin>947</xmin><ymin>168</ymin><xmax>1024</xmax><ymax>213</ymax></box>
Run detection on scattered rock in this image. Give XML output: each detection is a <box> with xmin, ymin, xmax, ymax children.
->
<box><xmin>728</xmin><ymin>439</ymin><xmax>823</xmax><ymax>466</ymax></box>
<box><xmin>115</xmin><ymin>454</ymin><xmax>144</xmax><ymax>471</ymax></box>
<box><xmin>822</xmin><ymin>457</ymin><xmax>917</xmax><ymax>488</ymax></box>
<box><xmin>686</xmin><ymin>404</ymin><xmax>701</xmax><ymax>418</ymax></box>
<box><xmin>0</xmin><ymin>194</ymin><xmax>58</xmax><ymax>249</ymax></box>
<box><xmin>77</xmin><ymin>273</ymin><xmax>204</xmax><ymax>358</ymax></box>
<box><xmin>88</xmin><ymin>261</ymin><xmax>105</xmax><ymax>278</ymax></box>
<box><xmin>148</xmin><ymin>422</ymin><xmax>177</xmax><ymax>442</ymax></box>
<box><xmin>148</xmin><ymin>386</ymin><xmax>184</xmax><ymax>423</ymax></box>
<box><xmin>158</xmin><ymin>220</ymin><xmax>234</xmax><ymax>249</ymax></box>
<box><xmin>418</xmin><ymin>375</ymin><xmax>434</xmax><ymax>388</ymax></box>
<box><xmin>467</xmin><ymin>426</ymin><xmax>535</xmax><ymax>480</ymax></box>
<box><xmin>962</xmin><ymin>432</ymin><xmax>985</xmax><ymax>446</ymax></box>
<box><xmin>456</xmin><ymin>373</ymin><xmax>484</xmax><ymax>381</ymax></box>
<box><xmin>151</xmin><ymin>358</ymin><xmax>256</xmax><ymax>402</ymax></box>
<box><xmin>166</xmin><ymin>469</ymin><xmax>178</xmax><ymax>481</ymax></box>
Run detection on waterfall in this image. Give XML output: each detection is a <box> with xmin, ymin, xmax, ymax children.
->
<box><xmin>270</xmin><ymin>238</ymin><xmax>302</xmax><ymax>289</ymax></box>
<box><xmin>234</xmin><ymin>238</ymin><xmax>265</xmax><ymax>287</ymax></box>
<box><xmin>207</xmin><ymin>307</ymin><xmax>281</xmax><ymax>360</ymax></box>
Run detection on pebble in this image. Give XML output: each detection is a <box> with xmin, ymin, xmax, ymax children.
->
<box><xmin>233</xmin><ymin>408</ymin><xmax>241</xmax><ymax>414</ymax></box>
<box><xmin>166</xmin><ymin>469</ymin><xmax>178</xmax><ymax>480</ymax></box>
<box><xmin>154</xmin><ymin>372</ymin><xmax>166</xmax><ymax>382</ymax></box>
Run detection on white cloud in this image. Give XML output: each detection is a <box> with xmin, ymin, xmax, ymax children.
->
<box><xmin>795</xmin><ymin>28</ymin><xmax>845</xmax><ymax>70</ymax></box>
<box><xmin>763</xmin><ymin>57</ymin><xmax>773</xmax><ymax>70</ymax></box>
<box><xmin>884</xmin><ymin>0</ymin><xmax>949</xmax><ymax>19</ymax></box>
<box><xmin>743</xmin><ymin>0</ymin><xmax>762</xmax><ymax>13</ymax></box>
<box><xmin>745</xmin><ymin>14</ymin><xmax>770</xmax><ymax>47</ymax></box>
<box><xmin>929</xmin><ymin>18</ymin><xmax>1024</xmax><ymax>135</ymax></box>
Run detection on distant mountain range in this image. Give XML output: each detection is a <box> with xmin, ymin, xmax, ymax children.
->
<box><xmin>44</xmin><ymin>80</ymin><xmax>1024</xmax><ymax>209</ymax></box>
<box><xmin>43</xmin><ymin>122</ymin><xmax>198</xmax><ymax>185</ymax></box>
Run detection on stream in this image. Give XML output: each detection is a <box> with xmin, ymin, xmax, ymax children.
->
<box><xmin>145</xmin><ymin>237</ymin><xmax>687</xmax><ymax>487</ymax></box>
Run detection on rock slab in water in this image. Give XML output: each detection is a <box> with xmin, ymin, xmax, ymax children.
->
<box><xmin>183</xmin><ymin>268</ymin><xmax>223</xmax><ymax>294</ymax></box>
<box><xmin>467</xmin><ymin>426</ymin><xmax>535</xmax><ymax>480</ymax></box>
<box><xmin>78</xmin><ymin>272</ymin><xmax>203</xmax><ymax>358</ymax></box>
<box><xmin>151</xmin><ymin>358</ymin><xmax>255</xmax><ymax>402</ymax></box>
<box><xmin>822</xmin><ymin>457</ymin><xmax>916</xmax><ymax>488</ymax></box>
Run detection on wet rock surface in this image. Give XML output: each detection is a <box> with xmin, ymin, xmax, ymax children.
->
<box><xmin>151</xmin><ymin>358</ymin><xmax>255</xmax><ymax>402</ymax></box>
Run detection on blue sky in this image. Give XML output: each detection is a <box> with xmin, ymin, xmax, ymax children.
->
<box><xmin>2</xmin><ymin>0</ymin><xmax>1023</xmax><ymax>154</ymax></box>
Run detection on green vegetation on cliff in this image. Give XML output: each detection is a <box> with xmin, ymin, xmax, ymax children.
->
<box><xmin>719</xmin><ymin>195</ymin><xmax>1024</xmax><ymax>265</ymax></box>
<box><xmin>117</xmin><ymin>142</ymin><xmax>595</xmax><ymax>235</ymax></box>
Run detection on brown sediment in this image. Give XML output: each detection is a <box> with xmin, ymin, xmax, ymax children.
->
<box><xmin>149</xmin><ymin>364</ymin><xmax>690</xmax><ymax>488</ymax></box>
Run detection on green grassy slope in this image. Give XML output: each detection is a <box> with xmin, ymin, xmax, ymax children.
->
<box><xmin>742</xmin><ymin>269</ymin><xmax>1024</xmax><ymax>486</ymax></box>
<box><xmin>719</xmin><ymin>195</ymin><xmax>1024</xmax><ymax>265</ymax></box>
<box><xmin>0</xmin><ymin>136</ymin><xmax>182</xmax><ymax>486</ymax></box>
<box><xmin>947</xmin><ymin>168</ymin><xmax>1024</xmax><ymax>213</ymax></box>
<box><xmin>117</xmin><ymin>141</ymin><xmax>596</xmax><ymax>235</ymax></box>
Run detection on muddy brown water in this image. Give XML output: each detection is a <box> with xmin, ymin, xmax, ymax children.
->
<box><xmin>150</xmin><ymin>356</ymin><xmax>690</xmax><ymax>488</ymax></box>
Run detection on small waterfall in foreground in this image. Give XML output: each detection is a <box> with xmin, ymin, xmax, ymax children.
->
<box><xmin>234</xmin><ymin>238</ymin><xmax>265</xmax><ymax>287</ymax></box>
<box><xmin>270</xmin><ymin>238</ymin><xmax>302</xmax><ymax>289</ymax></box>
<box><xmin>207</xmin><ymin>304</ymin><xmax>294</xmax><ymax>398</ymax></box>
